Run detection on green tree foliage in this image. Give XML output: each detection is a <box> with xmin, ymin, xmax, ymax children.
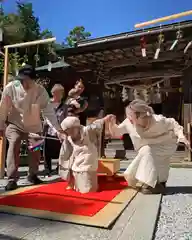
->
<box><xmin>65</xmin><ymin>26</ymin><xmax>91</xmax><ymax>47</ymax></box>
<box><xmin>0</xmin><ymin>1</ymin><xmax>59</xmax><ymax>74</ymax></box>
<box><xmin>0</xmin><ymin>0</ymin><xmax>91</xmax><ymax>80</ymax></box>
<box><xmin>17</xmin><ymin>1</ymin><xmax>40</xmax><ymax>42</ymax></box>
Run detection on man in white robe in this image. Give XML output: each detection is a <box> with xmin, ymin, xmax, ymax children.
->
<box><xmin>108</xmin><ymin>99</ymin><xmax>189</xmax><ymax>194</ymax></box>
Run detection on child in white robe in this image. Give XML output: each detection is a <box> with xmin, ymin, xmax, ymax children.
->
<box><xmin>59</xmin><ymin>116</ymin><xmax>110</xmax><ymax>193</ymax></box>
<box><xmin>108</xmin><ymin>99</ymin><xmax>189</xmax><ymax>194</ymax></box>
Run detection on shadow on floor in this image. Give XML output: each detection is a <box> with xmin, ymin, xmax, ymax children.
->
<box><xmin>166</xmin><ymin>186</ymin><xmax>192</xmax><ymax>195</ymax></box>
<box><xmin>0</xmin><ymin>233</ymin><xmax>24</xmax><ymax>240</ymax></box>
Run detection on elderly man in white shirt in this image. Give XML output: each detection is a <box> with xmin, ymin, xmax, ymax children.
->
<box><xmin>108</xmin><ymin>99</ymin><xmax>189</xmax><ymax>194</ymax></box>
<box><xmin>0</xmin><ymin>65</ymin><xmax>63</xmax><ymax>191</ymax></box>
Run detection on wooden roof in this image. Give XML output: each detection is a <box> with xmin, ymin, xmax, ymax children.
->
<box><xmin>57</xmin><ymin>21</ymin><xmax>192</xmax><ymax>88</ymax></box>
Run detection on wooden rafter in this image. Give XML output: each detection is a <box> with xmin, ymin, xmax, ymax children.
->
<box><xmin>106</xmin><ymin>72</ymin><xmax>182</xmax><ymax>85</ymax></box>
<box><xmin>135</xmin><ymin>10</ymin><xmax>192</xmax><ymax>28</ymax></box>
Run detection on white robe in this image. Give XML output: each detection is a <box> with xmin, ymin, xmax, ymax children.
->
<box><xmin>59</xmin><ymin>120</ymin><xmax>103</xmax><ymax>193</ymax></box>
<box><xmin>109</xmin><ymin>114</ymin><xmax>184</xmax><ymax>188</ymax></box>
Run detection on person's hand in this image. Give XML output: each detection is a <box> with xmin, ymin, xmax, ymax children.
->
<box><xmin>57</xmin><ymin>130</ymin><xmax>66</xmax><ymax>142</ymax></box>
<box><xmin>28</xmin><ymin>133</ymin><xmax>42</xmax><ymax>140</ymax></box>
<box><xmin>178</xmin><ymin>137</ymin><xmax>190</xmax><ymax>148</ymax></box>
<box><xmin>71</xmin><ymin>100</ymin><xmax>80</xmax><ymax>109</ymax></box>
<box><xmin>104</xmin><ymin>114</ymin><xmax>116</xmax><ymax>124</ymax></box>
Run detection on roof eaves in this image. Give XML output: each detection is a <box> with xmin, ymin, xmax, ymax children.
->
<box><xmin>77</xmin><ymin>20</ymin><xmax>192</xmax><ymax>47</ymax></box>
<box><xmin>57</xmin><ymin>20</ymin><xmax>192</xmax><ymax>56</ymax></box>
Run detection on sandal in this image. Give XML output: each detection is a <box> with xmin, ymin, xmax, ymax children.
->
<box><xmin>140</xmin><ymin>183</ymin><xmax>166</xmax><ymax>195</ymax></box>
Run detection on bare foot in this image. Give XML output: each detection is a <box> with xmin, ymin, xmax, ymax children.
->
<box><xmin>66</xmin><ymin>185</ymin><xmax>73</xmax><ymax>190</ymax></box>
<box><xmin>106</xmin><ymin>176</ymin><xmax>114</xmax><ymax>181</ymax></box>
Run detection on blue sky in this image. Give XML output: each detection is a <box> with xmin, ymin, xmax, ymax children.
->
<box><xmin>2</xmin><ymin>0</ymin><xmax>192</xmax><ymax>43</ymax></box>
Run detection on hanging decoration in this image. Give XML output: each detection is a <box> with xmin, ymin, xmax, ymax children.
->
<box><xmin>47</xmin><ymin>44</ymin><xmax>53</xmax><ymax>72</ymax></box>
<box><xmin>128</xmin><ymin>88</ymin><xmax>134</xmax><ymax>101</ymax></box>
<box><xmin>22</xmin><ymin>48</ymin><xmax>28</xmax><ymax>66</ymax></box>
<box><xmin>164</xmin><ymin>78</ymin><xmax>170</xmax><ymax>97</ymax></box>
<box><xmin>140</xmin><ymin>36</ymin><xmax>147</xmax><ymax>57</ymax></box>
<box><xmin>184</xmin><ymin>40</ymin><xmax>192</xmax><ymax>54</ymax></box>
<box><xmin>154</xmin><ymin>83</ymin><xmax>162</xmax><ymax>103</ymax></box>
<box><xmin>154</xmin><ymin>32</ymin><xmax>164</xmax><ymax>59</ymax></box>
<box><xmin>170</xmin><ymin>28</ymin><xmax>183</xmax><ymax>51</ymax></box>
<box><xmin>48</xmin><ymin>61</ymin><xmax>52</xmax><ymax>71</ymax></box>
<box><xmin>121</xmin><ymin>78</ymin><xmax>166</xmax><ymax>104</ymax></box>
<box><xmin>121</xmin><ymin>87</ymin><xmax>129</xmax><ymax>102</ymax></box>
<box><xmin>12</xmin><ymin>49</ymin><xmax>19</xmax><ymax>76</ymax></box>
<box><xmin>143</xmin><ymin>89</ymin><xmax>151</xmax><ymax>103</ymax></box>
<box><xmin>34</xmin><ymin>45</ymin><xmax>40</xmax><ymax>67</ymax></box>
<box><xmin>133</xmin><ymin>89</ymin><xmax>141</xmax><ymax>100</ymax></box>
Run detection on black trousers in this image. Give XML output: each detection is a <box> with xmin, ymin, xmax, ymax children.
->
<box><xmin>43</xmin><ymin>134</ymin><xmax>61</xmax><ymax>174</ymax></box>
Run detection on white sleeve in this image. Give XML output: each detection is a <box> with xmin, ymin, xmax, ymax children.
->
<box><xmin>163</xmin><ymin>117</ymin><xmax>185</xmax><ymax>140</ymax></box>
<box><xmin>108</xmin><ymin>119</ymin><xmax>129</xmax><ymax>137</ymax></box>
<box><xmin>87</xmin><ymin>119</ymin><xmax>104</xmax><ymax>132</ymax></box>
<box><xmin>37</xmin><ymin>87</ymin><xmax>61</xmax><ymax>132</ymax></box>
<box><xmin>45</xmin><ymin>118</ymin><xmax>58</xmax><ymax>135</ymax></box>
<box><xmin>0</xmin><ymin>84</ymin><xmax>13</xmax><ymax>130</ymax></box>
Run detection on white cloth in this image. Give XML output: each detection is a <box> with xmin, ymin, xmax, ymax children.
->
<box><xmin>72</xmin><ymin>171</ymin><xmax>98</xmax><ymax>193</ymax></box>
<box><xmin>59</xmin><ymin>120</ymin><xmax>103</xmax><ymax>193</ymax></box>
<box><xmin>59</xmin><ymin>119</ymin><xmax>104</xmax><ymax>173</ymax></box>
<box><xmin>61</xmin><ymin>116</ymin><xmax>80</xmax><ymax>131</ymax></box>
<box><xmin>68</xmin><ymin>126</ymin><xmax>99</xmax><ymax>172</ymax></box>
<box><xmin>109</xmin><ymin>114</ymin><xmax>183</xmax><ymax>187</ymax></box>
<box><xmin>124</xmin><ymin>144</ymin><xmax>177</xmax><ymax>188</ymax></box>
<box><xmin>0</xmin><ymin>80</ymin><xmax>60</xmax><ymax>133</ymax></box>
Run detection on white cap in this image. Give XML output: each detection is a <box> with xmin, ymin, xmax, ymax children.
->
<box><xmin>61</xmin><ymin>116</ymin><xmax>80</xmax><ymax>131</ymax></box>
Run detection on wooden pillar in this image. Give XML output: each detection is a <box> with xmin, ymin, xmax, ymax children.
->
<box><xmin>187</xmin><ymin>123</ymin><xmax>192</xmax><ymax>161</ymax></box>
<box><xmin>99</xmin><ymin>81</ymin><xmax>106</xmax><ymax>158</ymax></box>
<box><xmin>0</xmin><ymin>47</ymin><xmax>9</xmax><ymax>178</ymax></box>
<box><xmin>182</xmin><ymin>66</ymin><xmax>192</xmax><ymax>161</ymax></box>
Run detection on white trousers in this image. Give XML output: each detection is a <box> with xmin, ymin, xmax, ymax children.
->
<box><xmin>124</xmin><ymin>143</ymin><xmax>177</xmax><ymax>188</ymax></box>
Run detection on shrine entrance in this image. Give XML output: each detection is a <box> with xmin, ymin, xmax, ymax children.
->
<box><xmin>57</xmin><ymin>20</ymin><xmax>192</xmax><ymax>161</ymax></box>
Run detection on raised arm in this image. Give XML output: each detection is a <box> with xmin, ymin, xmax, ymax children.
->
<box><xmin>107</xmin><ymin>115</ymin><xmax>129</xmax><ymax>138</ymax></box>
<box><xmin>86</xmin><ymin>115</ymin><xmax>130</xmax><ymax>140</ymax></box>
<box><xmin>86</xmin><ymin>118</ymin><xmax>105</xmax><ymax>137</ymax></box>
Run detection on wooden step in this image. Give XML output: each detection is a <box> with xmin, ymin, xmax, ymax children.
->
<box><xmin>118</xmin><ymin>193</ymin><xmax>162</xmax><ymax>240</ymax></box>
<box><xmin>105</xmin><ymin>149</ymin><xmax>188</xmax><ymax>162</ymax></box>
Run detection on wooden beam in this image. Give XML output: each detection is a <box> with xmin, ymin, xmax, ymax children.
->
<box><xmin>135</xmin><ymin>10</ymin><xmax>192</xmax><ymax>28</ymax></box>
<box><xmin>182</xmin><ymin>66</ymin><xmax>192</xmax><ymax>161</ymax></box>
<box><xmin>187</xmin><ymin>123</ymin><xmax>192</xmax><ymax>161</ymax></box>
<box><xmin>106</xmin><ymin>72</ymin><xmax>182</xmax><ymax>85</ymax></box>
<box><xmin>4</xmin><ymin>37</ymin><xmax>56</xmax><ymax>49</ymax></box>
<box><xmin>105</xmin><ymin>53</ymin><xmax>185</xmax><ymax>69</ymax></box>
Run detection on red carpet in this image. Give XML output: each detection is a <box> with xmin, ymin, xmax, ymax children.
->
<box><xmin>0</xmin><ymin>177</ymin><xmax>128</xmax><ymax>217</ymax></box>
